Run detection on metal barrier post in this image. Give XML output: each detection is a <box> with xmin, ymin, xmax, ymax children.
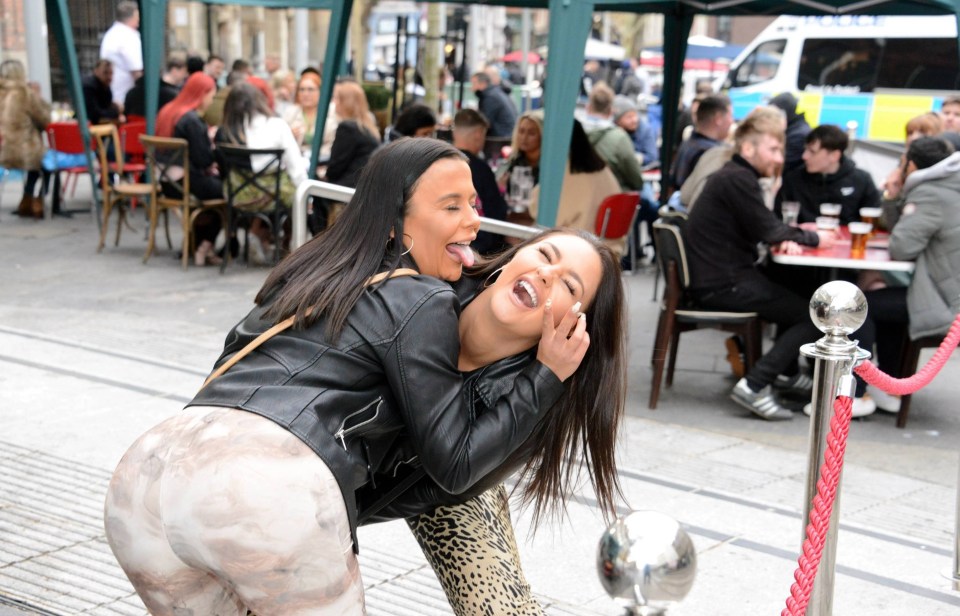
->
<box><xmin>946</xmin><ymin>454</ymin><xmax>960</xmax><ymax>590</ymax></box>
<box><xmin>292</xmin><ymin>179</ymin><xmax>541</xmax><ymax>251</ymax></box>
<box><xmin>799</xmin><ymin>281</ymin><xmax>870</xmax><ymax>616</ymax></box>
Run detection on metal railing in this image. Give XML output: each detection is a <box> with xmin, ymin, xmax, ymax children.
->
<box><xmin>292</xmin><ymin>180</ymin><xmax>541</xmax><ymax>250</ymax></box>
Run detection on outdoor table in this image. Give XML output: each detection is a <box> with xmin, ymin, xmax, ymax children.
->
<box><xmin>770</xmin><ymin>225</ymin><xmax>915</xmax><ymax>273</ymax></box>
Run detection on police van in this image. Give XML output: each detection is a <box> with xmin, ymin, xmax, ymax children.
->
<box><xmin>720</xmin><ymin>15</ymin><xmax>959</xmax><ymax>143</ymax></box>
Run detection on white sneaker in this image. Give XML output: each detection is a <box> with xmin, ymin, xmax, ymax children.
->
<box><xmin>869</xmin><ymin>386</ymin><xmax>901</xmax><ymax>413</ymax></box>
<box><xmin>803</xmin><ymin>395</ymin><xmax>876</xmax><ymax>418</ymax></box>
<box><xmin>247</xmin><ymin>234</ymin><xmax>267</xmax><ymax>266</ymax></box>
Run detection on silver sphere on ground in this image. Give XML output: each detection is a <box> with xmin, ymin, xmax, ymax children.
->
<box><xmin>597</xmin><ymin>511</ymin><xmax>696</xmax><ymax>613</ymax></box>
<box><xmin>809</xmin><ymin>280</ymin><xmax>868</xmax><ymax>336</ymax></box>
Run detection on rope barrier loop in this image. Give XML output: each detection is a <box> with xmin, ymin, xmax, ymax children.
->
<box><xmin>854</xmin><ymin>312</ymin><xmax>960</xmax><ymax>396</ymax></box>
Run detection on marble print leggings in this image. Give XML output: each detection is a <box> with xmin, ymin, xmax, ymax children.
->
<box><xmin>103</xmin><ymin>406</ymin><xmax>364</xmax><ymax>616</ymax></box>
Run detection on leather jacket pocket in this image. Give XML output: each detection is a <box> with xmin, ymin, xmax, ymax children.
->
<box><xmin>334</xmin><ymin>397</ymin><xmax>383</xmax><ymax>450</ymax></box>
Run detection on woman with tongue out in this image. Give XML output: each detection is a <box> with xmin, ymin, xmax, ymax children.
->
<box><xmin>357</xmin><ymin>227</ymin><xmax>627</xmax><ymax>615</ymax></box>
<box><xmin>104</xmin><ymin>138</ymin><xmax>600</xmax><ymax>615</ymax></box>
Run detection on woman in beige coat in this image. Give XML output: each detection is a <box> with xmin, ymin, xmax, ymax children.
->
<box><xmin>0</xmin><ymin>59</ymin><xmax>51</xmax><ymax>219</ymax></box>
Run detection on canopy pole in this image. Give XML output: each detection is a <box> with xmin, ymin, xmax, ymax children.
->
<box><xmin>309</xmin><ymin>0</ymin><xmax>354</xmax><ymax>179</ymax></box>
<box><xmin>659</xmin><ymin>7</ymin><xmax>693</xmax><ymax>192</ymax></box>
<box><xmin>537</xmin><ymin>0</ymin><xmax>593</xmax><ymax>227</ymax></box>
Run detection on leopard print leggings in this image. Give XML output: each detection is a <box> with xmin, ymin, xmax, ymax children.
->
<box><xmin>407</xmin><ymin>485</ymin><xmax>544</xmax><ymax>616</ymax></box>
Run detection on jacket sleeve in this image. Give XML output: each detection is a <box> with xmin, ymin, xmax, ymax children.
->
<box><xmin>381</xmin><ymin>288</ymin><xmax>564</xmax><ymax>495</ymax></box>
<box><xmin>732</xmin><ymin>170</ymin><xmax>819</xmax><ymax>247</ymax></box>
<box><xmin>26</xmin><ymin>91</ymin><xmax>51</xmax><ymax>131</ymax></box>
<box><xmin>889</xmin><ymin>189</ymin><xmax>941</xmax><ymax>261</ymax></box>
<box><xmin>177</xmin><ymin>114</ymin><xmax>216</xmax><ymax>170</ymax></box>
<box><xmin>614</xmin><ymin>132</ymin><xmax>646</xmax><ymax>190</ymax></box>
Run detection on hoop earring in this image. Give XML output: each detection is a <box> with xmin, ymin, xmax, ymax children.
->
<box><xmin>483</xmin><ymin>266</ymin><xmax>504</xmax><ymax>288</ymax></box>
<box><xmin>401</xmin><ymin>234</ymin><xmax>414</xmax><ymax>256</ymax></box>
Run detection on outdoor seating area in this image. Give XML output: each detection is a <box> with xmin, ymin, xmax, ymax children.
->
<box><xmin>3</xmin><ymin>1</ymin><xmax>960</xmax><ymax>615</ymax></box>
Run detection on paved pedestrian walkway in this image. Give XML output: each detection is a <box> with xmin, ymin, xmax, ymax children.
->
<box><xmin>0</xmin><ymin>185</ymin><xmax>957</xmax><ymax>615</ymax></box>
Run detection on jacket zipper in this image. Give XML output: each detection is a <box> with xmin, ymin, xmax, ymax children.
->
<box><xmin>334</xmin><ymin>397</ymin><xmax>382</xmax><ymax>450</ymax></box>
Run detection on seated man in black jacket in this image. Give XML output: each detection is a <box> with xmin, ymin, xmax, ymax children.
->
<box><xmin>123</xmin><ymin>56</ymin><xmax>186</xmax><ymax>117</ymax></box>
<box><xmin>684</xmin><ymin>110</ymin><xmax>838</xmax><ymax>420</ymax></box>
<box><xmin>777</xmin><ymin>124</ymin><xmax>880</xmax><ymax>225</ymax></box>
<box><xmin>82</xmin><ymin>59</ymin><xmax>123</xmax><ymax>125</ymax></box>
<box><xmin>451</xmin><ymin>108</ymin><xmax>507</xmax><ymax>255</ymax></box>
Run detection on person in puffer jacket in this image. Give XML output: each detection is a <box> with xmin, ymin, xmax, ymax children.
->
<box><xmin>855</xmin><ymin>137</ymin><xmax>960</xmax><ymax>411</ymax></box>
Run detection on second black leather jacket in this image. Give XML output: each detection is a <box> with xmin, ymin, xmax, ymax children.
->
<box><xmin>189</xmin><ymin>274</ymin><xmax>564</xmax><ymax>545</ymax></box>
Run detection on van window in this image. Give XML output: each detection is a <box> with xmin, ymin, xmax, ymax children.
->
<box><xmin>729</xmin><ymin>40</ymin><xmax>786</xmax><ymax>88</ymax></box>
<box><xmin>799</xmin><ymin>37</ymin><xmax>960</xmax><ymax>91</ymax></box>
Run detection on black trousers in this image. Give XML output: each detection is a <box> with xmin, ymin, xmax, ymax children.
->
<box><xmin>692</xmin><ymin>271</ymin><xmax>821</xmax><ymax>390</ymax></box>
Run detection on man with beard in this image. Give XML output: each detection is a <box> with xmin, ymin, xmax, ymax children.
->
<box><xmin>684</xmin><ymin>111</ymin><xmax>839</xmax><ymax>420</ymax></box>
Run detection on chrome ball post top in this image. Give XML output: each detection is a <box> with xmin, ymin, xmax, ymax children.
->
<box><xmin>597</xmin><ymin>510</ymin><xmax>696</xmax><ymax>615</ymax></box>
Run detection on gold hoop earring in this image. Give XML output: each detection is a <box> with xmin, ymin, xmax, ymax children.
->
<box><xmin>401</xmin><ymin>234</ymin><xmax>414</xmax><ymax>256</ymax></box>
<box><xmin>483</xmin><ymin>266</ymin><xmax>504</xmax><ymax>288</ymax></box>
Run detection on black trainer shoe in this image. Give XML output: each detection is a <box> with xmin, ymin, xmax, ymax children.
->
<box><xmin>773</xmin><ymin>373</ymin><xmax>814</xmax><ymax>397</ymax></box>
<box><xmin>731</xmin><ymin>378</ymin><xmax>793</xmax><ymax>421</ymax></box>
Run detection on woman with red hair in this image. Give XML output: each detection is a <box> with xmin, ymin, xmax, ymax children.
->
<box><xmin>156</xmin><ymin>72</ymin><xmax>223</xmax><ymax>265</ymax></box>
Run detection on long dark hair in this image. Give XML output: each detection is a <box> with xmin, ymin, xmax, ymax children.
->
<box><xmin>219</xmin><ymin>82</ymin><xmax>274</xmax><ymax>144</ymax></box>
<box><xmin>569</xmin><ymin>119</ymin><xmax>607</xmax><ymax>174</ymax></box>
<box><xmin>468</xmin><ymin>228</ymin><xmax>627</xmax><ymax>525</ymax></box>
<box><xmin>256</xmin><ymin>138</ymin><xmax>466</xmax><ymax>337</ymax></box>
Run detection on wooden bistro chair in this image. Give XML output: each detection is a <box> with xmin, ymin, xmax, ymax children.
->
<box><xmin>89</xmin><ymin>124</ymin><xmax>152</xmax><ymax>253</ymax></box>
<box><xmin>216</xmin><ymin>143</ymin><xmax>288</xmax><ymax>273</ymax></box>
<box><xmin>894</xmin><ymin>334</ymin><xmax>960</xmax><ymax>428</ymax></box>
<box><xmin>648</xmin><ymin>219</ymin><xmax>763</xmax><ymax>409</ymax></box>
<box><xmin>594</xmin><ymin>192</ymin><xmax>640</xmax><ymax>272</ymax></box>
<box><xmin>140</xmin><ymin>135</ymin><xmax>227</xmax><ymax>269</ymax></box>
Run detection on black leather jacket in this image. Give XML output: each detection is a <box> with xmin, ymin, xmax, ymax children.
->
<box><xmin>189</xmin><ymin>274</ymin><xmax>564</xmax><ymax>543</ymax></box>
<box><xmin>356</xmin><ymin>349</ymin><xmax>543</xmax><ymax>524</ymax></box>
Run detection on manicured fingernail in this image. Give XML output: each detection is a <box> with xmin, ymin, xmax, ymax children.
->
<box><xmin>578</xmin><ymin>313</ymin><xmax>586</xmax><ymax>320</ymax></box>
<box><xmin>572</xmin><ymin>301</ymin><xmax>581</xmax><ymax>313</ymax></box>
<box><xmin>545</xmin><ymin>299</ymin><xmax>552</xmax><ymax>309</ymax></box>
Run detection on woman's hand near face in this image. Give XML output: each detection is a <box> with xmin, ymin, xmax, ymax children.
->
<box><xmin>536</xmin><ymin>300</ymin><xmax>589</xmax><ymax>382</ymax></box>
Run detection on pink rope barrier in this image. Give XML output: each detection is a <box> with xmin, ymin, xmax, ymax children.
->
<box><xmin>854</xmin><ymin>313</ymin><xmax>960</xmax><ymax>396</ymax></box>
<box><xmin>781</xmin><ymin>395</ymin><xmax>853</xmax><ymax>616</ymax></box>
<box><xmin>781</xmin><ymin>313</ymin><xmax>960</xmax><ymax>615</ymax></box>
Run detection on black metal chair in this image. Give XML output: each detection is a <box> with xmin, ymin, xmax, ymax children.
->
<box><xmin>217</xmin><ymin>144</ymin><xmax>288</xmax><ymax>272</ymax></box>
<box><xmin>649</xmin><ymin>218</ymin><xmax>764</xmax><ymax>409</ymax></box>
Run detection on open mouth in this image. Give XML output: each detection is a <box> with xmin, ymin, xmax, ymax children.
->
<box><xmin>445</xmin><ymin>243</ymin><xmax>475</xmax><ymax>267</ymax></box>
<box><xmin>513</xmin><ymin>279</ymin><xmax>538</xmax><ymax>308</ymax></box>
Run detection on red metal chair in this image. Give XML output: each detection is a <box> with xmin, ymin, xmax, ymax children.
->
<box><xmin>594</xmin><ymin>192</ymin><xmax>640</xmax><ymax>270</ymax></box>
<box><xmin>45</xmin><ymin>122</ymin><xmax>91</xmax><ymax>204</ymax></box>
<box><xmin>118</xmin><ymin>121</ymin><xmax>147</xmax><ymax>172</ymax></box>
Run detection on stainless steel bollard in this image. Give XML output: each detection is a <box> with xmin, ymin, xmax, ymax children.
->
<box><xmin>799</xmin><ymin>281</ymin><xmax>870</xmax><ymax>616</ymax></box>
<box><xmin>945</xmin><ymin>454</ymin><xmax>960</xmax><ymax>590</ymax></box>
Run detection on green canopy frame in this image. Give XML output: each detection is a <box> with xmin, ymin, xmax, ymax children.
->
<box><xmin>49</xmin><ymin>0</ymin><xmax>960</xmax><ymax>227</ymax></box>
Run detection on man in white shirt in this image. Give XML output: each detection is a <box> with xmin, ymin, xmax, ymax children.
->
<box><xmin>99</xmin><ymin>1</ymin><xmax>142</xmax><ymax>106</ymax></box>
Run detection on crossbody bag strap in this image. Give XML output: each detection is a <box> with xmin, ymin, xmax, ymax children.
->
<box><xmin>200</xmin><ymin>267</ymin><xmax>419</xmax><ymax>389</ymax></box>
<box><xmin>356</xmin><ymin>467</ymin><xmax>428</xmax><ymax>525</ymax></box>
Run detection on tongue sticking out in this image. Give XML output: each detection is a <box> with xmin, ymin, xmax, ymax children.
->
<box><xmin>446</xmin><ymin>244</ymin><xmax>476</xmax><ymax>267</ymax></box>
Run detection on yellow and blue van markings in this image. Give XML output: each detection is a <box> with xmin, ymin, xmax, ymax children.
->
<box><xmin>729</xmin><ymin>91</ymin><xmax>943</xmax><ymax>143</ymax></box>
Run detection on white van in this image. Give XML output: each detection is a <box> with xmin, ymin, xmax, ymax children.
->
<box><xmin>720</xmin><ymin>15</ymin><xmax>959</xmax><ymax>143</ymax></box>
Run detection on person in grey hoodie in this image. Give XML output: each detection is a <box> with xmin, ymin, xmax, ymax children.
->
<box><xmin>855</xmin><ymin>136</ymin><xmax>960</xmax><ymax>410</ymax></box>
